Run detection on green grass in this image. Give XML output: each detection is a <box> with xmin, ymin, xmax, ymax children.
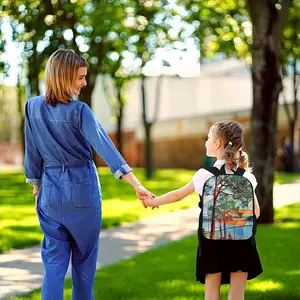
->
<box><xmin>0</xmin><ymin>168</ymin><xmax>299</xmax><ymax>253</ymax></box>
<box><xmin>274</xmin><ymin>171</ymin><xmax>300</xmax><ymax>185</ymax></box>
<box><xmin>7</xmin><ymin>202</ymin><xmax>300</xmax><ymax>300</ymax></box>
<box><xmin>0</xmin><ymin>168</ymin><xmax>197</xmax><ymax>253</ymax></box>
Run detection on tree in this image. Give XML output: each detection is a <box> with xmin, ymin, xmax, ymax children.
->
<box><xmin>281</xmin><ymin>0</ymin><xmax>300</xmax><ymax>171</ymax></box>
<box><xmin>180</xmin><ymin>0</ymin><xmax>293</xmax><ymax>223</ymax></box>
<box><xmin>3</xmin><ymin>0</ymin><xmax>132</xmax><ymax>106</ymax></box>
<box><xmin>101</xmin><ymin>66</ymin><xmax>133</xmax><ymax>155</ymax></box>
<box><xmin>247</xmin><ymin>0</ymin><xmax>292</xmax><ymax>223</ymax></box>
<box><xmin>127</xmin><ymin>0</ymin><xmax>179</xmax><ymax>178</ymax></box>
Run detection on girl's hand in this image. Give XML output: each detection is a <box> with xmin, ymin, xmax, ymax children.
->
<box><xmin>144</xmin><ymin>196</ymin><xmax>158</xmax><ymax>208</ymax></box>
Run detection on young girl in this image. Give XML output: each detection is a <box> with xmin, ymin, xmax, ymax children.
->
<box><xmin>24</xmin><ymin>49</ymin><xmax>152</xmax><ymax>300</ymax></box>
<box><xmin>144</xmin><ymin>120</ymin><xmax>263</xmax><ymax>300</ymax></box>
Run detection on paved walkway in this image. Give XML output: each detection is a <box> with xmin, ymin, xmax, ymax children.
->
<box><xmin>0</xmin><ymin>182</ymin><xmax>299</xmax><ymax>299</ymax></box>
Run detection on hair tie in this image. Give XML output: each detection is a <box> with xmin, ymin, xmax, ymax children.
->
<box><xmin>228</xmin><ymin>141</ymin><xmax>233</xmax><ymax>147</ymax></box>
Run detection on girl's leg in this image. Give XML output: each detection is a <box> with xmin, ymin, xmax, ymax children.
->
<box><xmin>228</xmin><ymin>271</ymin><xmax>248</xmax><ymax>300</ymax></box>
<box><xmin>205</xmin><ymin>272</ymin><xmax>222</xmax><ymax>300</ymax></box>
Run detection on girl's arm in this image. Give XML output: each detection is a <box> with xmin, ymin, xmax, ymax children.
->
<box><xmin>145</xmin><ymin>181</ymin><xmax>195</xmax><ymax>207</ymax></box>
<box><xmin>254</xmin><ymin>193</ymin><xmax>260</xmax><ymax>219</ymax></box>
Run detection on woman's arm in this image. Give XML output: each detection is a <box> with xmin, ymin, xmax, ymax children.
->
<box><xmin>79</xmin><ymin>103</ymin><xmax>132</xmax><ymax>180</ymax></box>
<box><xmin>145</xmin><ymin>181</ymin><xmax>195</xmax><ymax>207</ymax></box>
<box><xmin>24</xmin><ymin>101</ymin><xmax>44</xmax><ymax>186</ymax></box>
<box><xmin>79</xmin><ymin>104</ymin><xmax>155</xmax><ymax>208</ymax></box>
<box><xmin>121</xmin><ymin>172</ymin><xmax>142</xmax><ymax>190</ymax></box>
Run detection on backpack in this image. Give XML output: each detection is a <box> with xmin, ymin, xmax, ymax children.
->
<box><xmin>199</xmin><ymin>165</ymin><xmax>255</xmax><ymax>241</ymax></box>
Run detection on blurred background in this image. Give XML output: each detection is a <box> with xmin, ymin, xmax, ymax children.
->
<box><xmin>0</xmin><ymin>0</ymin><xmax>299</xmax><ymax>223</ymax></box>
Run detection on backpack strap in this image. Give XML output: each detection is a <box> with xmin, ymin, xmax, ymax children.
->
<box><xmin>204</xmin><ymin>167</ymin><xmax>221</xmax><ymax>176</ymax></box>
<box><xmin>234</xmin><ymin>167</ymin><xmax>246</xmax><ymax>176</ymax></box>
<box><xmin>205</xmin><ymin>165</ymin><xmax>246</xmax><ymax>176</ymax></box>
<box><xmin>219</xmin><ymin>164</ymin><xmax>227</xmax><ymax>175</ymax></box>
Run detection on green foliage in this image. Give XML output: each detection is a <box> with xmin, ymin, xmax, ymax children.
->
<box><xmin>180</xmin><ymin>0</ymin><xmax>299</xmax><ymax>67</ymax></box>
<box><xmin>180</xmin><ymin>0</ymin><xmax>251</xmax><ymax>62</ymax></box>
<box><xmin>282</xmin><ymin>0</ymin><xmax>300</xmax><ymax>65</ymax></box>
<box><xmin>1</xmin><ymin>0</ymin><xmax>180</xmax><ymax>101</ymax></box>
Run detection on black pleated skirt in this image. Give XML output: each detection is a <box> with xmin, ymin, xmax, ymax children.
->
<box><xmin>196</xmin><ymin>236</ymin><xmax>263</xmax><ymax>284</ymax></box>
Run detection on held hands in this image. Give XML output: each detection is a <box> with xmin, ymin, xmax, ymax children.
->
<box><xmin>143</xmin><ymin>194</ymin><xmax>157</xmax><ymax>208</ymax></box>
<box><xmin>135</xmin><ymin>184</ymin><xmax>159</xmax><ymax>209</ymax></box>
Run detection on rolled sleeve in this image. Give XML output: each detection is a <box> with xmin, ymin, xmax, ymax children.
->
<box><xmin>79</xmin><ymin>103</ymin><xmax>132</xmax><ymax>179</ymax></box>
<box><xmin>26</xmin><ymin>178</ymin><xmax>42</xmax><ymax>185</ymax></box>
<box><xmin>24</xmin><ymin>101</ymin><xmax>44</xmax><ymax>185</ymax></box>
<box><xmin>113</xmin><ymin>164</ymin><xmax>132</xmax><ymax>179</ymax></box>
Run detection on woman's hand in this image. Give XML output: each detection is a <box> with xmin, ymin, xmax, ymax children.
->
<box><xmin>120</xmin><ymin>172</ymin><xmax>159</xmax><ymax>209</ymax></box>
<box><xmin>35</xmin><ymin>196</ymin><xmax>38</xmax><ymax>212</ymax></box>
<box><xmin>135</xmin><ymin>185</ymin><xmax>158</xmax><ymax>209</ymax></box>
<box><xmin>33</xmin><ymin>185</ymin><xmax>39</xmax><ymax>213</ymax></box>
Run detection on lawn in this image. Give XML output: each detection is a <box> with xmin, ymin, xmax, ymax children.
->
<box><xmin>0</xmin><ymin>167</ymin><xmax>197</xmax><ymax>253</ymax></box>
<box><xmin>0</xmin><ymin>168</ymin><xmax>299</xmax><ymax>253</ymax></box>
<box><xmin>8</xmin><ymin>202</ymin><xmax>300</xmax><ymax>300</ymax></box>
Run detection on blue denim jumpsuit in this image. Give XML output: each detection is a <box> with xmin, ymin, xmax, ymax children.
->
<box><xmin>24</xmin><ymin>96</ymin><xmax>132</xmax><ymax>300</ymax></box>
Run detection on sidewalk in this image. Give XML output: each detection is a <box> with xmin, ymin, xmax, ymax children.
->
<box><xmin>0</xmin><ymin>182</ymin><xmax>299</xmax><ymax>299</ymax></box>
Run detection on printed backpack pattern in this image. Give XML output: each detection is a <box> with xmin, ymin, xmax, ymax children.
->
<box><xmin>201</xmin><ymin>165</ymin><xmax>254</xmax><ymax>240</ymax></box>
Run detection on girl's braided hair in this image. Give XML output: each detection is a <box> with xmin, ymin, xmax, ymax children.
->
<box><xmin>211</xmin><ymin>120</ymin><xmax>249</xmax><ymax>170</ymax></box>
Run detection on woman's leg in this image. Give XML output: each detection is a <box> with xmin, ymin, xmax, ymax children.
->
<box><xmin>228</xmin><ymin>271</ymin><xmax>248</xmax><ymax>300</ymax></box>
<box><xmin>38</xmin><ymin>208</ymin><xmax>71</xmax><ymax>300</ymax></box>
<box><xmin>205</xmin><ymin>272</ymin><xmax>222</xmax><ymax>300</ymax></box>
<box><xmin>66</xmin><ymin>209</ymin><xmax>101</xmax><ymax>300</ymax></box>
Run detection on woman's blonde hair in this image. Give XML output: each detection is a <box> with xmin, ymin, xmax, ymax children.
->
<box><xmin>45</xmin><ymin>49</ymin><xmax>88</xmax><ymax>107</ymax></box>
<box><xmin>211</xmin><ymin>120</ymin><xmax>250</xmax><ymax>170</ymax></box>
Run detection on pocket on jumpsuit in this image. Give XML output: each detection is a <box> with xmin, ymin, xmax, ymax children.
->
<box><xmin>39</xmin><ymin>184</ymin><xmax>52</xmax><ymax>207</ymax></box>
<box><xmin>71</xmin><ymin>183</ymin><xmax>93</xmax><ymax>208</ymax></box>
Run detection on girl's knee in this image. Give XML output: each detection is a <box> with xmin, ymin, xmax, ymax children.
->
<box><xmin>229</xmin><ymin>271</ymin><xmax>248</xmax><ymax>286</ymax></box>
<box><xmin>228</xmin><ymin>271</ymin><xmax>248</xmax><ymax>300</ymax></box>
<box><xmin>205</xmin><ymin>273</ymin><xmax>222</xmax><ymax>300</ymax></box>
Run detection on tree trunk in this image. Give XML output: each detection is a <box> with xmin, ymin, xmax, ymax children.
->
<box><xmin>292</xmin><ymin>57</ymin><xmax>299</xmax><ymax>171</ymax></box>
<box><xmin>79</xmin><ymin>73</ymin><xmax>97</xmax><ymax>107</ymax></box>
<box><xmin>247</xmin><ymin>0</ymin><xmax>291</xmax><ymax>223</ymax></box>
<box><xmin>289</xmin><ymin>120</ymin><xmax>296</xmax><ymax>171</ymax></box>
<box><xmin>210</xmin><ymin>178</ymin><xmax>219</xmax><ymax>239</ymax></box>
<box><xmin>145</xmin><ymin>122</ymin><xmax>153</xmax><ymax>178</ymax></box>
<box><xmin>27</xmin><ymin>52</ymin><xmax>40</xmax><ymax>97</ymax></box>
<box><xmin>141</xmin><ymin>75</ymin><xmax>154</xmax><ymax>179</ymax></box>
<box><xmin>116</xmin><ymin>86</ymin><xmax>124</xmax><ymax>155</ymax></box>
<box><xmin>17</xmin><ymin>82</ymin><xmax>25</xmax><ymax>165</ymax></box>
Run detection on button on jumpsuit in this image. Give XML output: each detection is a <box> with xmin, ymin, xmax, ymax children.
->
<box><xmin>24</xmin><ymin>96</ymin><xmax>132</xmax><ymax>300</ymax></box>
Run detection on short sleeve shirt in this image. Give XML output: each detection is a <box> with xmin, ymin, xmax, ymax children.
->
<box><xmin>192</xmin><ymin>160</ymin><xmax>258</xmax><ymax>196</ymax></box>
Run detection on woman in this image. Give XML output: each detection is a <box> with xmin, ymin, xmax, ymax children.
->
<box><xmin>24</xmin><ymin>48</ymin><xmax>152</xmax><ymax>300</ymax></box>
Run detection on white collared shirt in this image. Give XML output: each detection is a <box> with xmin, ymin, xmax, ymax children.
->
<box><xmin>192</xmin><ymin>159</ymin><xmax>258</xmax><ymax>196</ymax></box>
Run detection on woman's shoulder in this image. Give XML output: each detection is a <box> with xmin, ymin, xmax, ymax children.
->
<box><xmin>27</xmin><ymin>95</ymin><xmax>44</xmax><ymax>105</ymax></box>
<box><xmin>25</xmin><ymin>95</ymin><xmax>45</xmax><ymax>113</ymax></box>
